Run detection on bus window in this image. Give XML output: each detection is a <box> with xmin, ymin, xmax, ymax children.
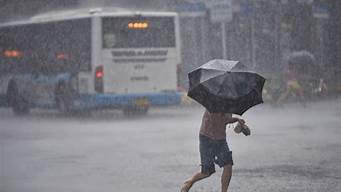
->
<box><xmin>0</xmin><ymin>18</ymin><xmax>92</xmax><ymax>74</ymax></box>
<box><xmin>102</xmin><ymin>17</ymin><xmax>176</xmax><ymax>48</ymax></box>
<box><xmin>103</xmin><ymin>33</ymin><xmax>116</xmax><ymax>48</ymax></box>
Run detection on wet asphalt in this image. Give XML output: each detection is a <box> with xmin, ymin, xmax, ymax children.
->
<box><xmin>1</xmin><ymin>99</ymin><xmax>341</xmax><ymax>192</ymax></box>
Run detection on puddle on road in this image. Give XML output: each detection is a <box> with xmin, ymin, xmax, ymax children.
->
<box><xmin>235</xmin><ymin>164</ymin><xmax>341</xmax><ymax>180</ymax></box>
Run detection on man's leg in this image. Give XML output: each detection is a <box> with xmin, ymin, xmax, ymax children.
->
<box><xmin>181</xmin><ymin>135</ymin><xmax>215</xmax><ymax>191</ymax></box>
<box><xmin>221</xmin><ymin>165</ymin><xmax>232</xmax><ymax>192</ymax></box>
<box><xmin>181</xmin><ymin>171</ymin><xmax>212</xmax><ymax>192</ymax></box>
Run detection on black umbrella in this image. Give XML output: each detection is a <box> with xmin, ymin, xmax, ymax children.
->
<box><xmin>187</xmin><ymin>60</ymin><xmax>266</xmax><ymax>115</ymax></box>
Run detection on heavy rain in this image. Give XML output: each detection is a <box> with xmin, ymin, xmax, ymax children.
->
<box><xmin>0</xmin><ymin>0</ymin><xmax>341</xmax><ymax>192</ymax></box>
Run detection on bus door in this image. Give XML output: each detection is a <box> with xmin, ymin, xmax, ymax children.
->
<box><xmin>30</xmin><ymin>65</ymin><xmax>58</xmax><ymax>107</ymax></box>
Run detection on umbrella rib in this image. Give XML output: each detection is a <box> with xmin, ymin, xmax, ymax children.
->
<box><xmin>218</xmin><ymin>72</ymin><xmax>265</xmax><ymax>100</ymax></box>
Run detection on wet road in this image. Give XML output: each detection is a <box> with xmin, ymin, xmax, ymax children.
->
<box><xmin>1</xmin><ymin>100</ymin><xmax>341</xmax><ymax>192</ymax></box>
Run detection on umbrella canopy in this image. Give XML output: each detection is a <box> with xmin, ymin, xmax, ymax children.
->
<box><xmin>288</xmin><ymin>50</ymin><xmax>315</xmax><ymax>66</ymax></box>
<box><xmin>187</xmin><ymin>59</ymin><xmax>266</xmax><ymax>115</ymax></box>
<box><xmin>288</xmin><ymin>50</ymin><xmax>320</xmax><ymax>76</ymax></box>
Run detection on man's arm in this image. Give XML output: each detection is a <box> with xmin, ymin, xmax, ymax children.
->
<box><xmin>225</xmin><ymin>117</ymin><xmax>245</xmax><ymax>125</ymax></box>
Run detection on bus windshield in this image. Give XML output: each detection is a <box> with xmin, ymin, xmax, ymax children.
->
<box><xmin>102</xmin><ymin>16</ymin><xmax>175</xmax><ymax>48</ymax></box>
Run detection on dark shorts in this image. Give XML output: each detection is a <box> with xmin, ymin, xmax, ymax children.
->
<box><xmin>199</xmin><ymin>134</ymin><xmax>233</xmax><ymax>175</ymax></box>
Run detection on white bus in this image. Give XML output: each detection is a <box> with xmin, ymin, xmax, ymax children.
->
<box><xmin>0</xmin><ymin>8</ymin><xmax>182</xmax><ymax>115</ymax></box>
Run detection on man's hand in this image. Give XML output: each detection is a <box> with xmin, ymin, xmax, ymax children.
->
<box><xmin>225</xmin><ymin>117</ymin><xmax>246</xmax><ymax>124</ymax></box>
<box><xmin>237</xmin><ymin>118</ymin><xmax>245</xmax><ymax>125</ymax></box>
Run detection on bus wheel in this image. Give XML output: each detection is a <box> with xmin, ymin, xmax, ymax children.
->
<box><xmin>7</xmin><ymin>84</ymin><xmax>30</xmax><ymax>115</ymax></box>
<box><xmin>56</xmin><ymin>83</ymin><xmax>73</xmax><ymax>114</ymax></box>
<box><xmin>123</xmin><ymin>106</ymin><xmax>149</xmax><ymax>116</ymax></box>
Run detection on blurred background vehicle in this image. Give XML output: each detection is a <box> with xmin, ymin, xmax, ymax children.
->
<box><xmin>0</xmin><ymin>7</ymin><xmax>182</xmax><ymax>116</ymax></box>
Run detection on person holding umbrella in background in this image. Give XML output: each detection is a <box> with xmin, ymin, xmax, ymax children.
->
<box><xmin>276</xmin><ymin>55</ymin><xmax>306</xmax><ymax>106</ymax></box>
<box><xmin>181</xmin><ymin>60</ymin><xmax>265</xmax><ymax>192</ymax></box>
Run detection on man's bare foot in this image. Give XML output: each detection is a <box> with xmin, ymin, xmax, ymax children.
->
<box><xmin>180</xmin><ymin>181</ymin><xmax>192</xmax><ymax>192</ymax></box>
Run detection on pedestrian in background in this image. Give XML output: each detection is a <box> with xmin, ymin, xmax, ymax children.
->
<box><xmin>277</xmin><ymin>63</ymin><xmax>306</xmax><ymax>106</ymax></box>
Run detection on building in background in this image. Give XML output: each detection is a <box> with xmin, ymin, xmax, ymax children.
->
<box><xmin>172</xmin><ymin>0</ymin><xmax>335</xmax><ymax>91</ymax></box>
<box><xmin>326</xmin><ymin>0</ymin><xmax>341</xmax><ymax>92</ymax></box>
